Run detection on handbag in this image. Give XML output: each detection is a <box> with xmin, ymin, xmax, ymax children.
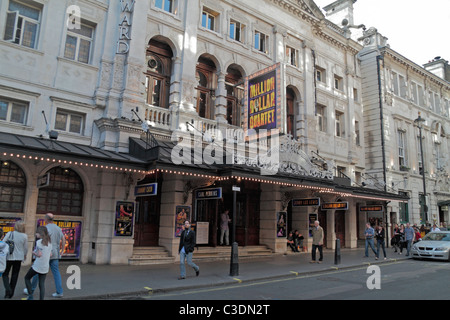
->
<box><xmin>5</xmin><ymin>231</ymin><xmax>15</xmax><ymax>255</ymax></box>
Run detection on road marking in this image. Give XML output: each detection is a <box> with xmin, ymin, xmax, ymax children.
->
<box><xmin>290</xmin><ymin>271</ymin><xmax>299</xmax><ymax>276</ymax></box>
<box><xmin>143</xmin><ymin>260</ymin><xmax>406</xmax><ymax>299</ymax></box>
<box><xmin>144</xmin><ymin>287</ymin><xmax>153</xmax><ymax>294</ymax></box>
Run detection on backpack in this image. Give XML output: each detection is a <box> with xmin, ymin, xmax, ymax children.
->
<box><xmin>5</xmin><ymin>231</ymin><xmax>15</xmax><ymax>255</ymax></box>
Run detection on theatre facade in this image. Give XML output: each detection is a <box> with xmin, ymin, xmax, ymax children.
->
<box><xmin>0</xmin><ymin>0</ymin><xmax>408</xmax><ymax>265</ymax></box>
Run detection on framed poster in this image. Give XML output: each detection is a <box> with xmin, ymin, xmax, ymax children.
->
<box><xmin>36</xmin><ymin>219</ymin><xmax>82</xmax><ymax>259</ymax></box>
<box><xmin>114</xmin><ymin>201</ymin><xmax>134</xmax><ymax>237</ymax></box>
<box><xmin>277</xmin><ymin>211</ymin><xmax>287</xmax><ymax>238</ymax></box>
<box><xmin>196</xmin><ymin>222</ymin><xmax>209</xmax><ymax>245</ymax></box>
<box><xmin>175</xmin><ymin>205</ymin><xmax>191</xmax><ymax>237</ymax></box>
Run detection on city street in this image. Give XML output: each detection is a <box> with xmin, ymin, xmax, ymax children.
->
<box><xmin>134</xmin><ymin>259</ymin><xmax>450</xmax><ymax>300</ymax></box>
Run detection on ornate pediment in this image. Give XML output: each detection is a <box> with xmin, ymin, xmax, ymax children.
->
<box><xmin>268</xmin><ymin>0</ymin><xmax>325</xmax><ymax>22</ymax></box>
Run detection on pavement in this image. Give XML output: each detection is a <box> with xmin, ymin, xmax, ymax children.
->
<box><xmin>2</xmin><ymin>246</ymin><xmax>409</xmax><ymax>300</ymax></box>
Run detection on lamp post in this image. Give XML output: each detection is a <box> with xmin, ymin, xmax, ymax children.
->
<box><xmin>230</xmin><ymin>185</ymin><xmax>240</xmax><ymax>276</ymax></box>
<box><xmin>414</xmin><ymin>112</ymin><xmax>428</xmax><ymax>223</ymax></box>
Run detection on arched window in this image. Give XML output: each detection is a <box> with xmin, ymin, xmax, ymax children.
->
<box><xmin>37</xmin><ymin>167</ymin><xmax>84</xmax><ymax>216</ymax></box>
<box><xmin>144</xmin><ymin>39</ymin><xmax>173</xmax><ymax>108</ymax></box>
<box><xmin>0</xmin><ymin>161</ymin><xmax>26</xmax><ymax>212</ymax></box>
<box><xmin>195</xmin><ymin>56</ymin><xmax>217</xmax><ymax>120</ymax></box>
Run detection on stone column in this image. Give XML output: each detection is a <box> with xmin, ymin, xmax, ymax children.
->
<box><xmin>259</xmin><ymin>183</ymin><xmax>284</xmax><ymax>253</ymax></box>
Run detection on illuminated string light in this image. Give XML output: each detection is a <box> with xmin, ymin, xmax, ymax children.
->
<box><xmin>2</xmin><ymin>152</ymin><xmax>406</xmax><ymax>203</ymax></box>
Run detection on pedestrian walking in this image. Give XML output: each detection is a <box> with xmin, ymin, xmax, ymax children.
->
<box><xmin>0</xmin><ymin>229</ymin><xmax>9</xmax><ymax>277</ymax></box>
<box><xmin>391</xmin><ymin>224</ymin><xmax>400</xmax><ymax>253</ymax></box>
<box><xmin>364</xmin><ymin>223</ymin><xmax>377</xmax><ymax>258</ymax></box>
<box><xmin>404</xmin><ymin>223</ymin><xmax>415</xmax><ymax>257</ymax></box>
<box><xmin>219</xmin><ymin>209</ymin><xmax>231</xmax><ymax>246</ymax></box>
<box><xmin>375</xmin><ymin>225</ymin><xmax>387</xmax><ymax>260</ymax></box>
<box><xmin>397</xmin><ymin>224</ymin><xmax>406</xmax><ymax>254</ymax></box>
<box><xmin>27</xmin><ymin>213</ymin><xmax>66</xmax><ymax>298</ymax></box>
<box><xmin>178</xmin><ymin>220</ymin><xmax>199</xmax><ymax>280</ymax></box>
<box><xmin>2</xmin><ymin>220</ymin><xmax>28</xmax><ymax>299</ymax></box>
<box><xmin>24</xmin><ymin>226</ymin><xmax>52</xmax><ymax>300</ymax></box>
<box><xmin>310</xmin><ymin>221</ymin><xmax>323</xmax><ymax>263</ymax></box>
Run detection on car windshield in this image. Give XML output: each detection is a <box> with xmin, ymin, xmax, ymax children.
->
<box><xmin>422</xmin><ymin>232</ymin><xmax>450</xmax><ymax>241</ymax></box>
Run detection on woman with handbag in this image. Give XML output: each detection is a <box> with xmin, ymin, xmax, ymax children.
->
<box><xmin>2</xmin><ymin>220</ymin><xmax>28</xmax><ymax>299</ymax></box>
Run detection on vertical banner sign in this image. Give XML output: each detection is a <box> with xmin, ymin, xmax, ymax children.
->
<box><xmin>245</xmin><ymin>63</ymin><xmax>281</xmax><ymax>131</ymax></box>
<box><xmin>117</xmin><ymin>0</ymin><xmax>135</xmax><ymax>54</ymax></box>
<box><xmin>37</xmin><ymin>219</ymin><xmax>82</xmax><ymax>259</ymax></box>
<box><xmin>114</xmin><ymin>201</ymin><xmax>134</xmax><ymax>236</ymax></box>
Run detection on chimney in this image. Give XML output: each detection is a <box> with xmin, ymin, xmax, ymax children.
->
<box><xmin>423</xmin><ymin>57</ymin><xmax>450</xmax><ymax>82</ymax></box>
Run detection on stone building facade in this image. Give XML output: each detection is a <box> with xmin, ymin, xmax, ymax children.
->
<box><xmin>0</xmin><ymin>0</ymin><xmax>415</xmax><ymax>265</ymax></box>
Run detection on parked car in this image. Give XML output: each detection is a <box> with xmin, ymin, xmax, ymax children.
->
<box><xmin>411</xmin><ymin>231</ymin><xmax>450</xmax><ymax>261</ymax></box>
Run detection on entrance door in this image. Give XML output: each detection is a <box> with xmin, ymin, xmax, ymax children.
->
<box><xmin>134</xmin><ymin>196</ymin><xmax>160</xmax><ymax>247</ymax></box>
<box><xmin>335</xmin><ymin>210</ymin><xmax>346</xmax><ymax>248</ymax></box>
<box><xmin>196</xmin><ymin>199</ymin><xmax>218</xmax><ymax>246</ymax></box>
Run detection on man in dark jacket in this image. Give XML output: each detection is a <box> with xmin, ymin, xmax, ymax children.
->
<box><xmin>178</xmin><ymin>220</ymin><xmax>199</xmax><ymax>280</ymax></box>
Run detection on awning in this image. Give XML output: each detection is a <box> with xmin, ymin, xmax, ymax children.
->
<box><xmin>0</xmin><ymin>132</ymin><xmax>148</xmax><ymax>172</ymax></box>
<box><xmin>438</xmin><ymin>200</ymin><xmax>450</xmax><ymax>206</ymax></box>
<box><xmin>129</xmin><ymin>136</ymin><xmax>410</xmax><ymax>203</ymax></box>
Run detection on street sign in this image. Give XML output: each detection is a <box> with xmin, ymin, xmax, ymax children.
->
<box><xmin>321</xmin><ymin>202</ymin><xmax>348</xmax><ymax>210</ymax></box>
<box><xmin>292</xmin><ymin>198</ymin><xmax>320</xmax><ymax>207</ymax></box>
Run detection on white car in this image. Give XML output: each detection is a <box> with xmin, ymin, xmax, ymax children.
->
<box><xmin>411</xmin><ymin>231</ymin><xmax>450</xmax><ymax>261</ymax></box>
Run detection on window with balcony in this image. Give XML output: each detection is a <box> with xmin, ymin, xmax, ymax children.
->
<box><xmin>144</xmin><ymin>39</ymin><xmax>173</xmax><ymax>108</ymax></box>
<box><xmin>4</xmin><ymin>0</ymin><xmax>41</xmax><ymax>49</ymax></box>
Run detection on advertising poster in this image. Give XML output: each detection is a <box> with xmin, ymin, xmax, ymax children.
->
<box><xmin>36</xmin><ymin>219</ymin><xmax>82</xmax><ymax>259</ymax></box>
<box><xmin>277</xmin><ymin>211</ymin><xmax>287</xmax><ymax>238</ymax></box>
<box><xmin>114</xmin><ymin>201</ymin><xmax>134</xmax><ymax>237</ymax></box>
<box><xmin>0</xmin><ymin>218</ymin><xmax>21</xmax><ymax>236</ymax></box>
<box><xmin>175</xmin><ymin>206</ymin><xmax>191</xmax><ymax>237</ymax></box>
<box><xmin>245</xmin><ymin>63</ymin><xmax>281</xmax><ymax>132</ymax></box>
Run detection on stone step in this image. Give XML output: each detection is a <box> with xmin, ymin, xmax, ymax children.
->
<box><xmin>129</xmin><ymin>245</ymin><xmax>274</xmax><ymax>265</ymax></box>
<box><xmin>129</xmin><ymin>246</ymin><xmax>174</xmax><ymax>265</ymax></box>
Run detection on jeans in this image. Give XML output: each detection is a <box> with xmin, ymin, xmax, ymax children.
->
<box><xmin>25</xmin><ymin>268</ymin><xmax>47</xmax><ymax>300</ymax></box>
<box><xmin>376</xmin><ymin>240</ymin><xmax>386</xmax><ymax>258</ymax></box>
<box><xmin>180</xmin><ymin>251</ymin><xmax>199</xmax><ymax>278</ymax></box>
<box><xmin>220</xmin><ymin>228</ymin><xmax>230</xmax><ymax>245</ymax></box>
<box><xmin>31</xmin><ymin>259</ymin><xmax>63</xmax><ymax>295</ymax></box>
<box><xmin>311</xmin><ymin>244</ymin><xmax>323</xmax><ymax>261</ymax></box>
<box><xmin>365</xmin><ymin>238</ymin><xmax>377</xmax><ymax>257</ymax></box>
<box><xmin>406</xmin><ymin>239</ymin><xmax>413</xmax><ymax>256</ymax></box>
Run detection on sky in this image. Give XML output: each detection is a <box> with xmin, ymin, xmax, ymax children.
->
<box><xmin>313</xmin><ymin>0</ymin><xmax>450</xmax><ymax>67</ymax></box>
